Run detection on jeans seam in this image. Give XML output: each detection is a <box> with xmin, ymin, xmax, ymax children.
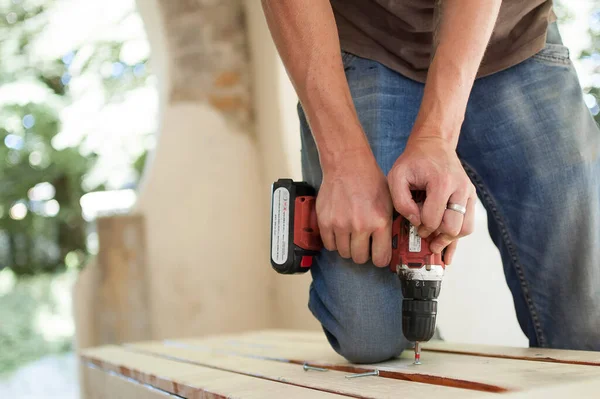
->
<box><xmin>531</xmin><ymin>54</ymin><xmax>571</xmax><ymax>66</ymax></box>
<box><xmin>461</xmin><ymin>161</ymin><xmax>547</xmax><ymax>347</ymax></box>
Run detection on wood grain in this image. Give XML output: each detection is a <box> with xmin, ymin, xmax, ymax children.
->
<box><xmin>163</xmin><ymin>330</ymin><xmax>600</xmax><ymax>392</ymax></box>
<box><xmin>84</xmin><ymin>366</ymin><xmax>180</xmax><ymax>399</ymax></box>
<box><xmin>82</xmin><ymin>346</ymin><xmax>345</xmax><ymax>398</ymax></box>
<box><xmin>495</xmin><ymin>378</ymin><xmax>600</xmax><ymax>399</ymax></box>
<box><xmin>121</xmin><ymin>343</ymin><xmax>490</xmax><ymax>398</ymax></box>
<box><xmin>82</xmin><ymin>330</ymin><xmax>600</xmax><ymax>398</ymax></box>
<box><xmin>421</xmin><ymin>341</ymin><xmax>600</xmax><ymax>366</ymax></box>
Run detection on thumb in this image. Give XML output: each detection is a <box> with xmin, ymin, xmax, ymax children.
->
<box><xmin>389</xmin><ymin>175</ymin><xmax>421</xmax><ymax>226</ymax></box>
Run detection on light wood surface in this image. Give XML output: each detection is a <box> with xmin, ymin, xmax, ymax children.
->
<box><xmin>422</xmin><ymin>340</ymin><xmax>600</xmax><ymax>366</ymax></box>
<box><xmin>84</xmin><ymin>366</ymin><xmax>178</xmax><ymax>399</ymax></box>
<box><xmin>162</xmin><ymin>330</ymin><xmax>600</xmax><ymax>392</ymax></box>
<box><xmin>82</xmin><ymin>346</ymin><xmax>346</xmax><ymax>398</ymax></box>
<box><xmin>81</xmin><ymin>329</ymin><xmax>600</xmax><ymax>398</ymax></box>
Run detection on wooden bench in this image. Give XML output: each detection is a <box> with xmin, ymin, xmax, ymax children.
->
<box><xmin>80</xmin><ymin>329</ymin><xmax>600</xmax><ymax>398</ymax></box>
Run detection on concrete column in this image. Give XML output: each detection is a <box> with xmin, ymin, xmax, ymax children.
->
<box><xmin>134</xmin><ymin>0</ymin><xmax>273</xmax><ymax>339</ymax></box>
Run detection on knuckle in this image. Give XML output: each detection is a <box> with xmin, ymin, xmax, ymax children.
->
<box><xmin>461</xmin><ymin>223</ymin><xmax>474</xmax><ymax>236</ymax></box>
<box><xmin>459</xmin><ymin>176</ymin><xmax>471</xmax><ymax>189</ymax></box>
<box><xmin>351</xmin><ymin>218</ymin><xmax>366</xmax><ymax>233</ymax></box>
<box><xmin>318</xmin><ymin>215</ymin><xmax>333</xmax><ymax>229</ymax></box>
<box><xmin>386</xmin><ymin>172</ymin><xmax>395</xmax><ymax>185</ymax></box>
<box><xmin>422</xmin><ymin>219</ymin><xmax>438</xmax><ymax>231</ymax></box>
<box><xmin>442</xmin><ymin>220</ymin><xmax>461</xmax><ymax>237</ymax></box>
<box><xmin>392</xmin><ymin>201</ymin><xmax>407</xmax><ymax>215</ymax></box>
<box><xmin>332</xmin><ymin>217</ymin><xmax>349</xmax><ymax>231</ymax></box>
<box><xmin>322</xmin><ymin>236</ymin><xmax>335</xmax><ymax>251</ymax></box>
<box><xmin>371</xmin><ymin>214</ymin><xmax>390</xmax><ymax>231</ymax></box>
<box><xmin>436</xmin><ymin>178</ymin><xmax>452</xmax><ymax>193</ymax></box>
<box><xmin>437</xmin><ymin>236</ymin><xmax>453</xmax><ymax>247</ymax></box>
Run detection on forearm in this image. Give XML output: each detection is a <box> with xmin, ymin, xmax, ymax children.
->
<box><xmin>413</xmin><ymin>0</ymin><xmax>502</xmax><ymax>147</ymax></box>
<box><xmin>261</xmin><ymin>0</ymin><xmax>371</xmax><ymax>171</ymax></box>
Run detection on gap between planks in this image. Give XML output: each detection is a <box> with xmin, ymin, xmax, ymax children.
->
<box><xmin>82</xmin><ymin>330</ymin><xmax>600</xmax><ymax>398</ymax></box>
<box><xmin>82</xmin><ymin>346</ymin><xmax>348</xmax><ymax>399</ymax></box>
<box><xmin>240</xmin><ymin>330</ymin><xmax>600</xmax><ymax>367</ymax></box>
<box><xmin>235</xmin><ymin>330</ymin><xmax>600</xmax><ymax>367</ymax></box>
<box><xmin>84</xmin><ymin>345</ymin><xmax>501</xmax><ymax>398</ymax></box>
<box><xmin>159</xmin><ymin>330</ymin><xmax>600</xmax><ymax>392</ymax></box>
<box><xmin>420</xmin><ymin>343</ymin><xmax>600</xmax><ymax>367</ymax></box>
<box><xmin>124</xmin><ymin>343</ymin><xmax>507</xmax><ymax>394</ymax></box>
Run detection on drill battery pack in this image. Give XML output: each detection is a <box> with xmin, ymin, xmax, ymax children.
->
<box><xmin>270</xmin><ymin>179</ymin><xmax>322</xmax><ymax>274</ymax></box>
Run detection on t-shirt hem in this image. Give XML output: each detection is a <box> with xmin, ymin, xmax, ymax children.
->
<box><xmin>341</xmin><ymin>29</ymin><xmax>550</xmax><ymax>84</ymax></box>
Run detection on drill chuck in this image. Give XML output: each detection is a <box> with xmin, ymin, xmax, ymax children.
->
<box><xmin>402</xmin><ymin>299</ymin><xmax>437</xmax><ymax>342</ymax></box>
<box><xmin>400</xmin><ymin>276</ymin><xmax>442</xmax><ymax>342</ymax></box>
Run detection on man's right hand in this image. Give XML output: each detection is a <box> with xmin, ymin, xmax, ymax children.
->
<box><xmin>317</xmin><ymin>149</ymin><xmax>393</xmax><ymax>267</ymax></box>
<box><xmin>261</xmin><ymin>1</ymin><xmax>392</xmax><ymax>266</ymax></box>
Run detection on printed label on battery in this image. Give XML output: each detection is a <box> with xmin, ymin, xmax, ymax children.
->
<box><xmin>409</xmin><ymin>224</ymin><xmax>421</xmax><ymax>252</ymax></box>
<box><xmin>271</xmin><ymin>187</ymin><xmax>290</xmax><ymax>265</ymax></box>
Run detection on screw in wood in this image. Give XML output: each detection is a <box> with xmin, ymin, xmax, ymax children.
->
<box><xmin>345</xmin><ymin>369</ymin><xmax>379</xmax><ymax>379</ymax></box>
<box><xmin>414</xmin><ymin>341</ymin><xmax>422</xmax><ymax>365</ymax></box>
<box><xmin>302</xmin><ymin>363</ymin><xmax>328</xmax><ymax>372</ymax></box>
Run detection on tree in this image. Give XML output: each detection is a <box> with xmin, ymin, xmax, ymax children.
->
<box><xmin>0</xmin><ymin>0</ymin><xmax>150</xmax><ymax>275</ymax></box>
<box><xmin>578</xmin><ymin>2</ymin><xmax>600</xmax><ymax>123</ymax></box>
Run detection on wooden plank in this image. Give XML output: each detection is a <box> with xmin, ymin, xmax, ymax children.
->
<box><xmin>82</xmin><ymin>346</ymin><xmax>344</xmax><ymax>398</ymax></box>
<box><xmin>121</xmin><ymin>343</ymin><xmax>497</xmax><ymax>397</ymax></box>
<box><xmin>497</xmin><ymin>378</ymin><xmax>600</xmax><ymax>399</ymax></box>
<box><xmin>229</xmin><ymin>330</ymin><xmax>600</xmax><ymax>366</ymax></box>
<box><xmin>84</xmin><ymin>366</ymin><xmax>180</xmax><ymax>399</ymax></box>
<box><xmin>163</xmin><ymin>330</ymin><xmax>600</xmax><ymax>393</ymax></box>
<box><xmin>421</xmin><ymin>341</ymin><xmax>600</xmax><ymax>366</ymax></box>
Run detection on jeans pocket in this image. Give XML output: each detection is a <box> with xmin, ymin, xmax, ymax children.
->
<box><xmin>532</xmin><ymin>43</ymin><xmax>571</xmax><ymax>66</ymax></box>
<box><xmin>341</xmin><ymin>51</ymin><xmax>358</xmax><ymax>69</ymax></box>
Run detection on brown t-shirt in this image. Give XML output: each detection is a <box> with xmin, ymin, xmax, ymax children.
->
<box><xmin>331</xmin><ymin>0</ymin><xmax>556</xmax><ymax>82</ymax></box>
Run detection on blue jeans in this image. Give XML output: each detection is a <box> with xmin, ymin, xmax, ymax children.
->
<box><xmin>299</xmin><ymin>23</ymin><xmax>600</xmax><ymax>363</ymax></box>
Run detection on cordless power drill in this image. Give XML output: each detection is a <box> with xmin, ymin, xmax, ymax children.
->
<box><xmin>270</xmin><ymin>179</ymin><xmax>445</xmax><ymax>364</ymax></box>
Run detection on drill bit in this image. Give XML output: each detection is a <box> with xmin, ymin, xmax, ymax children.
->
<box><xmin>414</xmin><ymin>341</ymin><xmax>421</xmax><ymax>365</ymax></box>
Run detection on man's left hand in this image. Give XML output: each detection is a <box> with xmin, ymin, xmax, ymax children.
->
<box><xmin>387</xmin><ymin>132</ymin><xmax>477</xmax><ymax>265</ymax></box>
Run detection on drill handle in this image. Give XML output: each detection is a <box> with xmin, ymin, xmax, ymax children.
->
<box><xmin>270</xmin><ymin>179</ymin><xmax>322</xmax><ymax>274</ymax></box>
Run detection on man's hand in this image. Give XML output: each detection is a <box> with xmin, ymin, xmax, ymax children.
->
<box><xmin>388</xmin><ymin>133</ymin><xmax>476</xmax><ymax>265</ymax></box>
<box><xmin>318</xmin><ymin>149</ymin><xmax>393</xmax><ymax>267</ymax></box>
<box><xmin>385</xmin><ymin>0</ymin><xmax>501</xmax><ymax>264</ymax></box>
<box><xmin>262</xmin><ymin>1</ymin><xmax>392</xmax><ymax>266</ymax></box>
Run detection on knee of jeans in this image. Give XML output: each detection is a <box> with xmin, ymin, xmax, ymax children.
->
<box><xmin>326</xmin><ymin>319</ymin><xmax>409</xmax><ymax>364</ymax></box>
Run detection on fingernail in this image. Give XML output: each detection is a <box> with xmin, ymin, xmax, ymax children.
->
<box><xmin>431</xmin><ymin>244</ymin><xmax>443</xmax><ymax>253</ymax></box>
<box><xmin>407</xmin><ymin>214</ymin><xmax>417</xmax><ymax>224</ymax></box>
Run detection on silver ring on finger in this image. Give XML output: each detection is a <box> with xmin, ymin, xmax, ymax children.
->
<box><xmin>446</xmin><ymin>203</ymin><xmax>467</xmax><ymax>215</ymax></box>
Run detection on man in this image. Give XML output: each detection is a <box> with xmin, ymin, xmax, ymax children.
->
<box><xmin>261</xmin><ymin>0</ymin><xmax>600</xmax><ymax>363</ymax></box>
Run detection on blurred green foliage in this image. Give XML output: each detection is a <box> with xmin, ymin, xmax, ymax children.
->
<box><xmin>579</xmin><ymin>1</ymin><xmax>600</xmax><ymax>124</ymax></box>
<box><xmin>0</xmin><ymin>0</ymin><xmax>149</xmax><ymax>275</ymax></box>
<box><xmin>0</xmin><ymin>271</ymin><xmax>74</xmax><ymax>375</ymax></box>
<box><xmin>0</xmin><ymin>0</ymin><xmax>152</xmax><ymax>376</ymax></box>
